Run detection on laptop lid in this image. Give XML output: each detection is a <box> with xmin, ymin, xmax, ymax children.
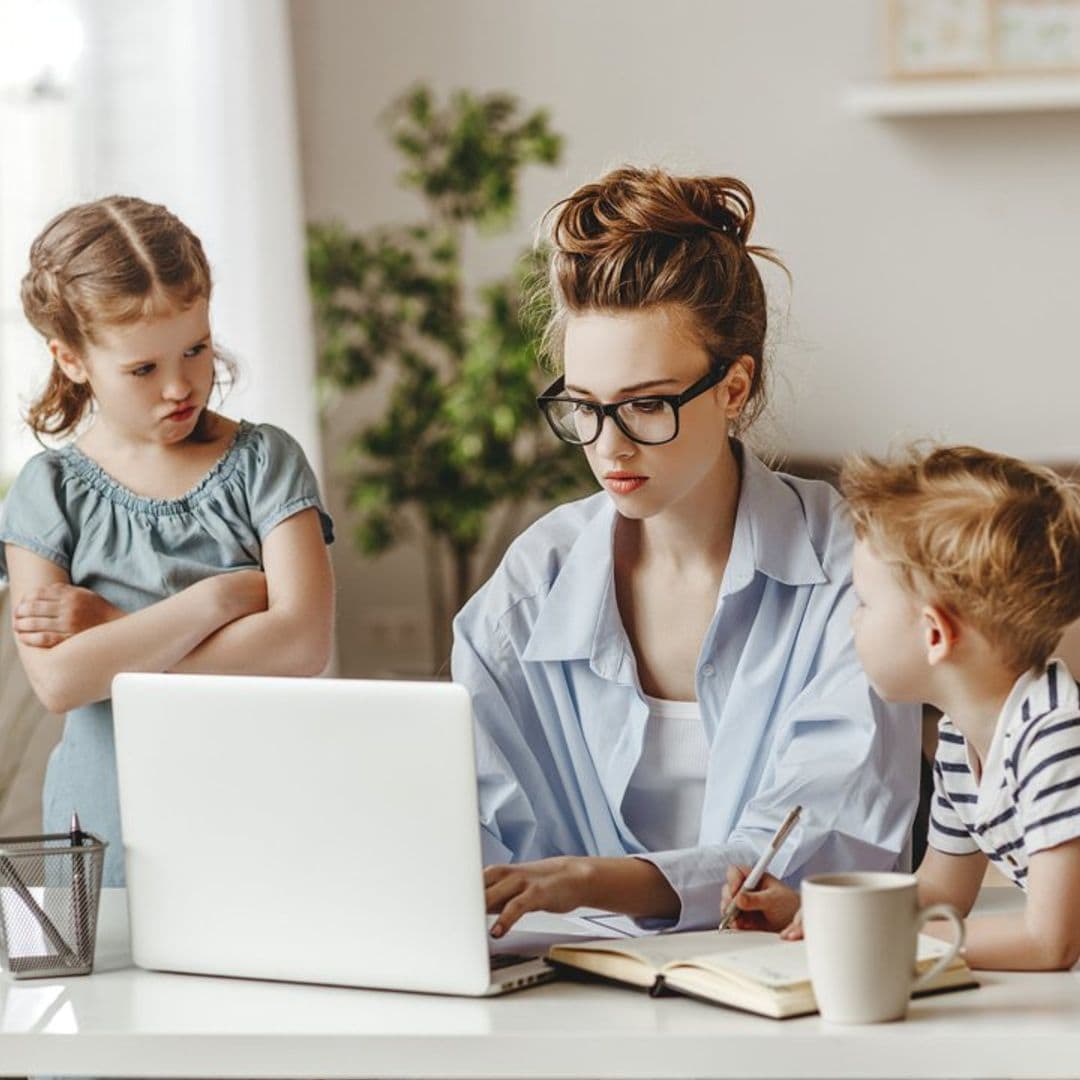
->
<box><xmin>112</xmin><ymin>673</ymin><xmax>495</xmax><ymax>995</ymax></box>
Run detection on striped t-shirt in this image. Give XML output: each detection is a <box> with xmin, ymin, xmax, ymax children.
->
<box><xmin>929</xmin><ymin>659</ymin><xmax>1080</xmax><ymax>886</ymax></box>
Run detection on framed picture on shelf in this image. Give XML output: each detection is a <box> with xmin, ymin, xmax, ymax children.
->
<box><xmin>889</xmin><ymin>0</ymin><xmax>1080</xmax><ymax>76</ymax></box>
<box><xmin>890</xmin><ymin>0</ymin><xmax>994</xmax><ymax>76</ymax></box>
<box><xmin>994</xmin><ymin>0</ymin><xmax>1080</xmax><ymax>73</ymax></box>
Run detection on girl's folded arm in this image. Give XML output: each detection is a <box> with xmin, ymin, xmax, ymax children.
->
<box><xmin>169</xmin><ymin>508</ymin><xmax>334</xmax><ymax>678</ymax></box>
<box><xmin>5</xmin><ymin>544</ymin><xmax>260</xmax><ymax>714</ymax></box>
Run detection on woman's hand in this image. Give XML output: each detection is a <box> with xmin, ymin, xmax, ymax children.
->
<box><xmin>721</xmin><ymin>864</ymin><xmax>803</xmax><ymax>934</ymax></box>
<box><xmin>13</xmin><ymin>583</ymin><xmax>124</xmax><ymax>648</ymax></box>
<box><xmin>485</xmin><ymin>856</ymin><xmax>596</xmax><ymax>938</ymax></box>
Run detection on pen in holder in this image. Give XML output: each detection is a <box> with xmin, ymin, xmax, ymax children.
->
<box><xmin>0</xmin><ymin>829</ymin><xmax>107</xmax><ymax>978</ymax></box>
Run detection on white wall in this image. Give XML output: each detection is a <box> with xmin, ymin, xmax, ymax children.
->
<box><xmin>290</xmin><ymin>0</ymin><xmax>1080</xmax><ymax>674</ymax></box>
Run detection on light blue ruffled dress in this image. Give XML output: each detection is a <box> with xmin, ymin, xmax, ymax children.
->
<box><xmin>0</xmin><ymin>421</ymin><xmax>334</xmax><ymax>885</ymax></box>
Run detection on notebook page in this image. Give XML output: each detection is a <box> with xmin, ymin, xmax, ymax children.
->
<box><xmin>686</xmin><ymin>940</ymin><xmax>809</xmax><ymax>988</ymax></box>
<box><xmin>683</xmin><ymin>933</ymin><xmax>960</xmax><ymax>989</ymax></box>
<box><xmin>558</xmin><ymin>928</ymin><xmax>777</xmax><ymax>968</ymax></box>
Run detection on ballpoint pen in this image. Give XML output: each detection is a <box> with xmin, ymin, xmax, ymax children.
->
<box><xmin>71</xmin><ymin>811</ymin><xmax>90</xmax><ymax>963</ymax></box>
<box><xmin>717</xmin><ymin>805</ymin><xmax>802</xmax><ymax>932</ymax></box>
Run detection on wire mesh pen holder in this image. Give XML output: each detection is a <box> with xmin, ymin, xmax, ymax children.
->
<box><xmin>0</xmin><ymin>832</ymin><xmax>107</xmax><ymax>979</ymax></box>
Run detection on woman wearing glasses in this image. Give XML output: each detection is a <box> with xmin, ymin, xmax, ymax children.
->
<box><xmin>454</xmin><ymin>166</ymin><xmax>920</xmax><ymax>935</ymax></box>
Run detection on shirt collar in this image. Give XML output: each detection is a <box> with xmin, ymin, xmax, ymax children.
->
<box><xmin>522</xmin><ymin>443</ymin><xmax>827</xmax><ymax>668</ymax></box>
<box><xmin>999</xmin><ymin>658</ymin><xmax>1076</xmax><ymax>735</ymax></box>
<box><xmin>722</xmin><ymin>444</ymin><xmax>828</xmax><ymax>596</ymax></box>
<box><xmin>969</xmin><ymin>659</ymin><xmax>1076</xmax><ymax>794</ymax></box>
<box><xmin>520</xmin><ymin>496</ymin><xmax>621</xmax><ymax>668</ymax></box>
<box><xmin>972</xmin><ymin>666</ymin><xmax>1036</xmax><ymax>789</ymax></box>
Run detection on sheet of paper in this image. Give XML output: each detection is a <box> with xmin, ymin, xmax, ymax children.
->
<box><xmin>572</xmin><ymin>910</ymin><xmax>652</xmax><ymax>938</ymax></box>
<box><xmin>0</xmin><ymin>885</ymin><xmax>48</xmax><ymax>959</ymax></box>
<box><xmin>487</xmin><ymin>910</ymin><xmax>632</xmax><ymax>956</ymax></box>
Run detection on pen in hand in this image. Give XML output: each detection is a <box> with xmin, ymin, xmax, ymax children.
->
<box><xmin>717</xmin><ymin>805</ymin><xmax>802</xmax><ymax>932</ymax></box>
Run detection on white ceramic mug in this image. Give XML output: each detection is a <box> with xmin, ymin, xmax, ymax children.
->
<box><xmin>801</xmin><ymin>872</ymin><xmax>965</xmax><ymax>1024</ymax></box>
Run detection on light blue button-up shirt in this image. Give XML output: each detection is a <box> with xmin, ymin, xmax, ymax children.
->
<box><xmin>452</xmin><ymin>445</ymin><xmax>921</xmax><ymax>930</ymax></box>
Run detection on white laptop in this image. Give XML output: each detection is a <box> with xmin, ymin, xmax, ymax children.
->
<box><xmin>111</xmin><ymin>673</ymin><xmax>555</xmax><ymax>995</ymax></box>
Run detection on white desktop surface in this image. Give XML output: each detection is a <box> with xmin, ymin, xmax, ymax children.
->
<box><xmin>1</xmin><ymin>887</ymin><xmax>1078</xmax><ymax>1078</ymax></box>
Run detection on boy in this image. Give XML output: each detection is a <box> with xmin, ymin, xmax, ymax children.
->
<box><xmin>722</xmin><ymin>445</ymin><xmax>1080</xmax><ymax>970</ymax></box>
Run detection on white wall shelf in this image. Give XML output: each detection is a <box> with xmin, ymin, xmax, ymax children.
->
<box><xmin>845</xmin><ymin>76</ymin><xmax>1080</xmax><ymax>117</ymax></box>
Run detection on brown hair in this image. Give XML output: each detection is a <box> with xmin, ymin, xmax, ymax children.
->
<box><xmin>841</xmin><ymin>445</ymin><xmax>1080</xmax><ymax>674</ymax></box>
<box><xmin>540</xmin><ymin>166</ymin><xmax>786</xmax><ymax>432</ymax></box>
<box><xmin>20</xmin><ymin>195</ymin><xmax>227</xmax><ymax>439</ymax></box>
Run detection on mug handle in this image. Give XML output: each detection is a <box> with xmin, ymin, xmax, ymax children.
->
<box><xmin>911</xmin><ymin>903</ymin><xmax>966</xmax><ymax>992</ymax></box>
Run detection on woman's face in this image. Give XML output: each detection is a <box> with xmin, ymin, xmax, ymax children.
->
<box><xmin>562</xmin><ymin>306</ymin><xmax>747</xmax><ymax>520</ymax></box>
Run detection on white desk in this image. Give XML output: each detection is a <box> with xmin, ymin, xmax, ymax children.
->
<box><xmin>1</xmin><ymin>888</ymin><xmax>1077</xmax><ymax>1078</ymax></box>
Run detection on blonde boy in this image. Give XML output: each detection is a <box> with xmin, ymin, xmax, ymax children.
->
<box><xmin>723</xmin><ymin>445</ymin><xmax>1080</xmax><ymax>970</ymax></box>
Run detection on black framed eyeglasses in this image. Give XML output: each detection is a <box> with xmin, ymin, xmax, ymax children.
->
<box><xmin>536</xmin><ymin>360</ymin><xmax>734</xmax><ymax>447</ymax></box>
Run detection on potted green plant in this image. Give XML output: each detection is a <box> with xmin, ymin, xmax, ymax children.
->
<box><xmin>307</xmin><ymin>86</ymin><xmax>590</xmax><ymax>672</ymax></box>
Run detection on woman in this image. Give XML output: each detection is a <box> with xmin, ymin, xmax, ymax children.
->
<box><xmin>452</xmin><ymin>166</ymin><xmax>919</xmax><ymax>934</ymax></box>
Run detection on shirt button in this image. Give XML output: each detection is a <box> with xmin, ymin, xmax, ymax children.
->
<box><xmin>1006</xmin><ymin>855</ymin><xmax>1017</xmax><ymax>866</ymax></box>
<box><xmin>702</xmin><ymin>664</ymin><xmax>716</xmax><ymax>677</ymax></box>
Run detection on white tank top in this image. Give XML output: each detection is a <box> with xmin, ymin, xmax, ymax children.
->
<box><xmin>621</xmin><ymin>694</ymin><xmax>709</xmax><ymax>852</ymax></box>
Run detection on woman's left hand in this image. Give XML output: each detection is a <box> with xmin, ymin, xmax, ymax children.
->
<box><xmin>484</xmin><ymin>856</ymin><xmax>596</xmax><ymax>937</ymax></box>
<box><xmin>13</xmin><ymin>583</ymin><xmax>124</xmax><ymax>647</ymax></box>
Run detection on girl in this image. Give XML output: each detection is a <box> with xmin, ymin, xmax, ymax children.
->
<box><xmin>454</xmin><ymin>166</ymin><xmax>922</xmax><ymax>935</ymax></box>
<box><xmin>0</xmin><ymin>196</ymin><xmax>335</xmax><ymax>885</ymax></box>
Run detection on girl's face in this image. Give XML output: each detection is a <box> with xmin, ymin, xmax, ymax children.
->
<box><xmin>55</xmin><ymin>298</ymin><xmax>215</xmax><ymax>445</ymax></box>
<box><xmin>561</xmin><ymin>307</ymin><xmax>748</xmax><ymax>520</ymax></box>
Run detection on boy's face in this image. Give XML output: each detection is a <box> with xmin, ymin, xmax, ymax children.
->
<box><xmin>851</xmin><ymin>538</ymin><xmax>931</xmax><ymax>704</ymax></box>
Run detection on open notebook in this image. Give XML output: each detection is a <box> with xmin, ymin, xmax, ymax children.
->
<box><xmin>548</xmin><ymin>929</ymin><xmax>977</xmax><ymax>1019</ymax></box>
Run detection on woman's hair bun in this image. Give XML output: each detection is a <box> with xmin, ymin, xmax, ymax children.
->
<box><xmin>539</xmin><ymin>165</ymin><xmax>787</xmax><ymax>436</ymax></box>
<box><xmin>550</xmin><ymin>166</ymin><xmax>756</xmax><ymax>254</ymax></box>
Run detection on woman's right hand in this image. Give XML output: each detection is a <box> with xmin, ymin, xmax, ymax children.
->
<box><xmin>721</xmin><ymin>864</ymin><xmax>803</xmax><ymax>934</ymax></box>
<box><xmin>207</xmin><ymin>569</ymin><xmax>269</xmax><ymax>623</ymax></box>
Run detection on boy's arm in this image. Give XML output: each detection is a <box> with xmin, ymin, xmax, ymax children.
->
<box><xmin>941</xmin><ymin>838</ymin><xmax>1080</xmax><ymax>971</ymax></box>
<box><xmin>5</xmin><ymin>545</ymin><xmax>265</xmax><ymax>714</ymax></box>
<box><xmin>915</xmin><ymin>846</ymin><xmax>986</xmax><ymax>916</ymax></box>
<box><xmin>947</xmin><ymin>691</ymin><xmax>1080</xmax><ymax>971</ymax></box>
<box><xmin>169</xmin><ymin>508</ymin><xmax>334</xmax><ymax>677</ymax></box>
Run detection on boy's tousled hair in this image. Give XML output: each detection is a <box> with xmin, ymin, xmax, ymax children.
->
<box><xmin>20</xmin><ymin>195</ymin><xmax>230</xmax><ymax>439</ymax></box>
<box><xmin>841</xmin><ymin>445</ymin><xmax>1080</xmax><ymax>674</ymax></box>
<box><xmin>538</xmin><ymin>166</ymin><xmax>787</xmax><ymax>434</ymax></box>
